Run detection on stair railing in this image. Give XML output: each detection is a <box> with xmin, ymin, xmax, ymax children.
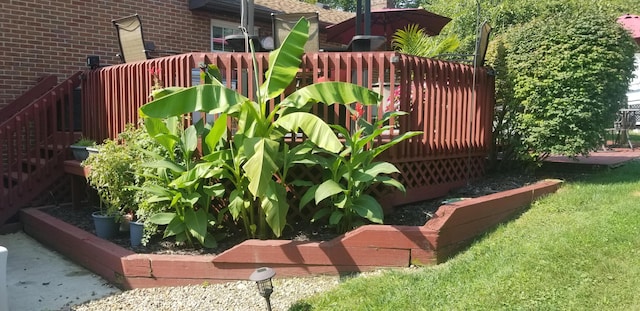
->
<box><xmin>0</xmin><ymin>72</ymin><xmax>83</xmax><ymax>224</ymax></box>
<box><xmin>0</xmin><ymin>75</ymin><xmax>58</xmax><ymax>124</ymax></box>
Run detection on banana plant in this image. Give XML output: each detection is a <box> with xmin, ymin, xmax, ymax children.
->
<box><xmin>138</xmin><ymin>18</ymin><xmax>382</xmax><ymax>239</ymax></box>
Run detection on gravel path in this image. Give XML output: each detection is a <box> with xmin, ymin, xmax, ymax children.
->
<box><xmin>71</xmin><ymin>274</ymin><xmax>345</xmax><ymax>311</ymax></box>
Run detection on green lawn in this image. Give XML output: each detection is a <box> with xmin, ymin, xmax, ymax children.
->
<box><xmin>291</xmin><ymin>161</ymin><xmax>640</xmax><ymax>310</ymax></box>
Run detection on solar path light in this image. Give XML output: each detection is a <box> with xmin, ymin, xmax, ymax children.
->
<box><xmin>249</xmin><ymin>267</ymin><xmax>276</xmax><ymax>311</ymax></box>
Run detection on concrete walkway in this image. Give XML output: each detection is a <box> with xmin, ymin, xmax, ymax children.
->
<box><xmin>0</xmin><ymin>231</ymin><xmax>120</xmax><ymax>311</ymax></box>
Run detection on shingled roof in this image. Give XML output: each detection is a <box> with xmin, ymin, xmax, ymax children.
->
<box><xmin>255</xmin><ymin>0</ymin><xmax>354</xmax><ymax>25</ymax></box>
<box><xmin>189</xmin><ymin>0</ymin><xmax>354</xmax><ymax>27</ymax></box>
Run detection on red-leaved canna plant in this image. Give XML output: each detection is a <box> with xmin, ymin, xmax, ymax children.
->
<box><xmin>149</xmin><ymin>67</ymin><xmax>163</xmax><ymax>91</ymax></box>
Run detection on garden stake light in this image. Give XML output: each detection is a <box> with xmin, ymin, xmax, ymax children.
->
<box><xmin>250</xmin><ymin>267</ymin><xmax>276</xmax><ymax>311</ymax></box>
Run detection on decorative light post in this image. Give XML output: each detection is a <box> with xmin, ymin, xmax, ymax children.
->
<box><xmin>250</xmin><ymin>267</ymin><xmax>276</xmax><ymax>311</ymax></box>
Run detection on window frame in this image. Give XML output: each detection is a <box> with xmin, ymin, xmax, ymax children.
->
<box><xmin>210</xmin><ymin>19</ymin><xmax>259</xmax><ymax>52</ymax></box>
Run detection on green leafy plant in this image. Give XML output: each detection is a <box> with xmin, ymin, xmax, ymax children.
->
<box><xmin>300</xmin><ymin>109</ymin><xmax>421</xmax><ymax>233</ymax></box>
<box><xmin>136</xmin><ymin>116</ymin><xmax>225</xmax><ymax>248</ymax></box>
<box><xmin>84</xmin><ymin>124</ymin><xmax>156</xmax><ymax>218</ymax></box>
<box><xmin>486</xmin><ymin>13</ymin><xmax>636</xmax><ymax>163</ymax></box>
<box><xmin>392</xmin><ymin>24</ymin><xmax>460</xmax><ymax>58</ymax></box>
<box><xmin>72</xmin><ymin>137</ymin><xmax>96</xmax><ymax>147</ymax></box>
<box><xmin>138</xmin><ymin>18</ymin><xmax>381</xmax><ymax>240</ymax></box>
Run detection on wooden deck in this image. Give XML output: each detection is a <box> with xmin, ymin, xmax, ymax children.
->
<box><xmin>545</xmin><ymin>148</ymin><xmax>640</xmax><ymax>168</ymax></box>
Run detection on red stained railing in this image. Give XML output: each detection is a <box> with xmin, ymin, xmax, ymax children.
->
<box><xmin>81</xmin><ymin>51</ymin><xmax>494</xmax><ymax>206</ymax></box>
<box><xmin>0</xmin><ymin>75</ymin><xmax>58</xmax><ymax>124</ymax></box>
<box><xmin>0</xmin><ymin>72</ymin><xmax>82</xmax><ymax>223</ymax></box>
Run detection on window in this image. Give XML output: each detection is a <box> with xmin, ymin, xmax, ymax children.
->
<box><xmin>210</xmin><ymin>19</ymin><xmax>258</xmax><ymax>52</ymax></box>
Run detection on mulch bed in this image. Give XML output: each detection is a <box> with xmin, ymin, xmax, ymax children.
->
<box><xmin>43</xmin><ymin>171</ymin><xmax>544</xmax><ymax>256</ymax></box>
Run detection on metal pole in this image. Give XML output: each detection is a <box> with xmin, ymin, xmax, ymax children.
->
<box><xmin>240</xmin><ymin>0</ymin><xmax>248</xmax><ymax>51</ymax></box>
<box><xmin>240</xmin><ymin>0</ymin><xmax>247</xmax><ymax>31</ymax></box>
<box><xmin>356</xmin><ymin>0</ymin><xmax>362</xmax><ymax>35</ymax></box>
<box><xmin>467</xmin><ymin>0</ymin><xmax>481</xmax><ymax>184</ymax></box>
<box><xmin>265</xmin><ymin>297</ymin><xmax>272</xmax><ymax>311</ymax></box>
<box><xmin>364</xmin><ymin>0</ymin><xmax>371</xmax><ymax>35</ymax></box>
<box><xmin>247</xmin><ymin>0</ymin><xmax>255</xmax><ymax>36</ymax></box>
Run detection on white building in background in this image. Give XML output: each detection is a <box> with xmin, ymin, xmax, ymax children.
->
<box><xmin>627</xmin><ymin>53</ymin><xmax>640</xmax><ymax>127</ymax></box>
<box><xmin>628</xmin><ymin>54</ymin><xmax>640</xmax><ymax>109</ymax></box>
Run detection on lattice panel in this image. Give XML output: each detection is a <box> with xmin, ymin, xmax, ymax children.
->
<box><xmin>367</xmin><ymin>156</ymin><xmax>486</xmax><ymax>205</ymax></box>
<box><xmin>282</xmin><ymin>156</ymin><xmax>486</xmax><ymax>224</ymax></box>
<box><xmin>395</xmin><ymin>156</ymin><xmax>485</xmax><ymax>187</ymax></box>
<box><xmin>285</xmin><ymin>164</ymin><xmax>326</xmax><ymax>225</ymax></box>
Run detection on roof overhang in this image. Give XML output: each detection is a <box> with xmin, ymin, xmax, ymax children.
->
<box><xmin>189</xmin><ymin>0</ymin><xmax>276</xmax><ymax>23</ymax></box>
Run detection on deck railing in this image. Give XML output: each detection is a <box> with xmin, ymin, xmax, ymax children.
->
<box><xmin>82</xmin><ymin>52</ymin><xmax>494</xmax><ymax>206</ymax></box>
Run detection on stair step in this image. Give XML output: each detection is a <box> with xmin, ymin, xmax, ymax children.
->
<box><xmin>41</xmin><ymin>144</ymin><xmax>66</xmax><ymax>152</ymax></box>
<box><xmin>21</xmin><ymin>157</ymin><xmax>48</xmax><ymax>172</ymax></box>
<box><xmin>2</xmin><ymin>171</ymin><xmax>29</xmax><ymax>187</ymax></box>
<box><xmin>39</xmin><ymin>145</ymin><xmax>66</xmax><ymax>158</ymax></box>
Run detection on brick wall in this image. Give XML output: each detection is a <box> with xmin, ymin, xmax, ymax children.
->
<box><xmin>0</xmin><ymin>0</ymin><xmax>272</xmax><ymax>108</ymax></box>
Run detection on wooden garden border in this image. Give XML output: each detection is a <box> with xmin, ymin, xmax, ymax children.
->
<box><xmin>20</xmin><ymin>179</ymin><xmax>562</xmax><ymax>289</ymax></box>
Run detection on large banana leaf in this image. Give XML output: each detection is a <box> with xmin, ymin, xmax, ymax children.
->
<box><xmin>140</xmin><ymin>84</ymin><xmax>248</xmax><ymax>118</ymax></box>
<box><xmin>353</xmin><ymin>162</ymin><xmax>400</xmax><ymax>183</ymax></box>
<box><xmin>143</xmin><ymin>117</ymin><xmax>180</xmax><ymax>157</ymax></box>
<box><xmin>261</xmin><ymin>180</ymin><xmax>289</xmax><ymax>237</ymax></box>
<box><xmin>185</xmin><ymin>208</ymin><xmax>209</xmax><ymax>246</ymax></box>
<box><xmin>203</xmin><ymin>113</ymin><xmax>227</xmax><ymax>152</ymax></box>
<box><xmin>315</xmin><ymin>180</ymin><xmax>345</xmax><ymax>204</ymax></box>
<box><xmin>242</xmin><ymin>137</ymin><xmax>280</xmax><ymax>197</ymax></box>
<box><xmin>274</xmin><ymin>112</ymin><xmax>343</xmax><ymax>153</ymax></box>
<box><xmin>260</xmin><ymin>18</ymin><xmax>309</xmax><ymax>100</ymax></box>
<box><xmin>280</xmin><ymin>82</ymin><xmax>381</xmax><ymax>111</ymax></box>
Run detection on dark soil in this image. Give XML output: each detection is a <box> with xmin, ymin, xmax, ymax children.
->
<box><xmin>43</xmin><ymin>171</ymin><xmax>545</xmax><ymax>256</ymax></box>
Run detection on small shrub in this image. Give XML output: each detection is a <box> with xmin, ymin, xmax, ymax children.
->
<box><xmin>84</xmin><ymin>123</ymin><xmax>162</xmax><ymax>223</ymax></box>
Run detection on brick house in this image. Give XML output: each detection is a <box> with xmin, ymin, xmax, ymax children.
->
<box><xmin>0</xmin><ymin>0</ymin><xmax>356</xmax><ymax>108</ymax></box>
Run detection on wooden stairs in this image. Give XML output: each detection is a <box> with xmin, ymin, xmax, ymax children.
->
<box><xmin>0</xmin><ymin>72</ymin><xmax>84</xmax><ymax>225</ymax></box>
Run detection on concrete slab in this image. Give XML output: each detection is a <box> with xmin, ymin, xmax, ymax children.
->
<box><xmin>0</xmin><ymin>231</ymin><xmax>120</xmax><ymax>311</ymax></box>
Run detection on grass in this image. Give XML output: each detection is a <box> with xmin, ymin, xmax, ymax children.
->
<box><xmin>291</xmin><ymin>161</ymin><xmax>640</xmax><ymax>310</ymax></box>
<box><xmin>628</xmin><ymin>129</ymin><xmax>640</xmax><ymax>145</ymax></box>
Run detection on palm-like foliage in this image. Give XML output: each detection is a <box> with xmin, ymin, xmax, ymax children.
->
<box><xmin>392</xmin><ymin>24</ymin><xmax>460</xmax><ymax>58</ymax></box>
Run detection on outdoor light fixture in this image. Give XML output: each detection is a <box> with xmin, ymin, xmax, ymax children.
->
<box><xmin>86</xmin><ymin>55</ymin><xmax>100</xmax><ymax>69</ymax></box>
<box><xmin>250</xmin><ymin>267</ymin><xmax>276</xmax><ymax>311</ymax></box>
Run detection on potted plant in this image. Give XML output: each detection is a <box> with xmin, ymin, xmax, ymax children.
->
<box><xmin>128</xmin><ymin>217</ymin><xmax>144</xmax><ymax>247</ymax></box>
<box><xmin>69</xmin><ymin>137</ymin><xmax>96</xmax><ymax>161</ymax></box>
<box><xmin>83</xmin><ymin>123</ymin><xmax>160</xmax><ymax>241</ymax></box>
<box><xmin>91</xmin><ymin>199</ymin><xmax>118</xmax><ymax>239</ymax></box>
